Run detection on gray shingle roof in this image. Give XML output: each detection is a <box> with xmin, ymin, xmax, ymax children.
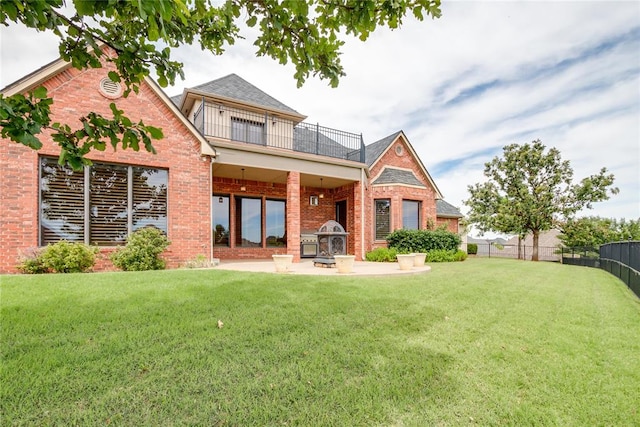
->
<box><xmin>364</xmin><ymin>131</ymin><xmax>402</xmax><ymax>166</ymax></box>
<box><xmin>170</xmin><ymin>94</ymin><xmax>182</xmax><ymax>106</ymax></box>
<box><xmin>372</xmin><ymin>167</ymin><xmax>424</xmax><ymax>187</ymax></box>
<box><xmin>436</xmin><ymin>199</ymin><xmax>463</xmax><ymax>218</ymax></box>
<box><xmin>189</xmin><ymin>74</ymin><xmax>299</xmax><ymax>114</ymax></box>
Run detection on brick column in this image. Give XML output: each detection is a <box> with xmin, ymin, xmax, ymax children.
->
<box><xmin>353</xmin><ymin>180</ymin><xmax>364</xmax><ymax>260</ymax></box>
<box><xmin>286</xmin><ymin>171</ymin><xmax>301</xmax><ymax>262</ymax></box>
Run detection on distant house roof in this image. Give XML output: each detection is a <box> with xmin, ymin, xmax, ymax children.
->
<box><xmin>467</xmin><ymin>236</ymin><xmax>509</xmax><ymax>245</ymax></box>
<box><xmin>178</xmin><ymin>73</ymin><xmax>300</xmax><ymax>114</ymax></box>
<box><xmin>436</xmin><ymin>199</ymin><xmax>463</xmax><ymax>218</ymax></box>
<box><xmin>371</xmin><ymin>167</ymin><xmax>424</xmax><ymax>187</ymax></box>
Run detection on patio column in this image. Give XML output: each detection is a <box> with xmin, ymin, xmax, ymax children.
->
<box><xmin>286</xmin><ymin>171</ymin><xmax>301</xmax><ymax>262</ymax></box>
<box><xmin>353</xmin><ymin>179</ymin><xmax>364</xmax><ymax>261</ymax></box>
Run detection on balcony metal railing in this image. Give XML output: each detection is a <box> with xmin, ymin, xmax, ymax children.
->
<box><xmin>193</xmin><ymin>101</ymin><xmax>365</xmax><ymax>163</ymax></box>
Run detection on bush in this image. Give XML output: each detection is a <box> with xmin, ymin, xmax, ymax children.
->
<box><xmin>111</xmin><ymin>227</ymin><xmax>170</xmax><ymax>271</ymax></box>
<box><xmin>28</xmin><ymin>241</ymin><xmax>98</xmax><ymax>273</ymax></box>
<box><xmin>365</xmin><ymin>247</ymin><xmax>398</xmax><ymax>262</ymax></box>
<box><xmin>426</xmin><ymin>249</ymin><xmax>468</xmax><ymax>263</ymax></box>
<box><xmin>467</xmin><ymin>243</ymin><xmax>478</xmax><ymax>255</ymax></box>
<box><xmin>386</xmin><ymin>228</ymin><xmax>461</xmax><ymax>253</ymax></box>
<box><xmin>17</xmin><ymin>248</ymin><xmax>49</xmax><ymax>274</ymax></box>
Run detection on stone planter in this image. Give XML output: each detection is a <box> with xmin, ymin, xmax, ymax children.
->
<box><xmin>413</xmin><ymin>252</ymin><xmax>427</xmax><ymax>267</ymax></box>
<box><xmin>396</xmin><ymin>254</ymin><xmax>415</xmax><ymax>270</ymax></box>
<box><xmin>333</xmin><ymin>255</ymin><xmax>355</xmax><ymax>274</ymax></box>
<box><xmin>272</xmin><ymin>254</ymin><xmax>294</xmax><ymax>272</ymax></box>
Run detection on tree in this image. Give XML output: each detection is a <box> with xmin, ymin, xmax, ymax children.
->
<box><xmin>1</xmin><ymin>0</ymin><xmax>442</xmax><ymax>169</ymax></box>
<box><xmin>558</xmin><ymin>216</ymin><xmax>640</xmax><ymax>248</ymax></box>
<box><xmin>464</xmin><ymin>140</ymin><xmax>618</xmax><ymax>261</ymax></box>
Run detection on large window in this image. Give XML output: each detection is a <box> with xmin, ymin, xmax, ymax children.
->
<box><xmin>235</xmin><ymin>197</ymin><xmax>262</xmax><ymax>247</ymax></box>
<box><xmin>375</xmin><ymin>199</ymin><xmax>391</xmax><ymax>240</ymax></box>
<box><xmin>266</xmin><ymin>199</ymin><xmax>286</xmax><ymax>247</ymax></box>
<box><xmin>231</xmin><ymin>117</ymin><xmax>264</xmax><ymax>144</ymax></box>
<box><xmin>402</xmin><ymin>200</ymin><xmax>421</xmax><ymax>230</ymax></box>
<box><xmin>40</xmin><ymin>157</ymin><xmax>167</xmax><ymax>246</ymax></box>
<box><xmin>213</xmin><ymin>195</ymin><xmax>230</xmax><ymax>246</ymax></box>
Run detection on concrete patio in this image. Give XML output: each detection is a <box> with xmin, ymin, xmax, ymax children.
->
<box><xmin>215</xmin><ymin>259</ymin><xmax>432</xmax><ymax>276</ymax></box>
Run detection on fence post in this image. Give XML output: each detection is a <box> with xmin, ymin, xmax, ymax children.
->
<box><xmin>628</xmin><ymin>239</ymin><xmax>632</xmax><ymax>286</ymax></box>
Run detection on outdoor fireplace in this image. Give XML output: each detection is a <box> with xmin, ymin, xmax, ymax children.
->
<box><xmin>313</xmin><ymin>220</ymin><xmax>348</xmax><ymax>266</ymax></box>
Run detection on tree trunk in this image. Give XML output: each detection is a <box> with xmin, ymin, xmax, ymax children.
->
<box><xmin>532</xmin><ymin>230</ymin><xmax>539</xmax><ymax>261</ymax></box>
<box><xmin>517</xmin><ymin>236</ymin><xmax>522</xmax><ymax>260</ymax></box>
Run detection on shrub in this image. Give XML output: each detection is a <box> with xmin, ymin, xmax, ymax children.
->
<box><xmin>111</xmin><ymin>227</ymin><xmax>170</xmax><ymax>271</ymax></box>
<box><xmin>426</xmin><ymin>249</ymin><xmax>468</xmax><ymax>263</ymax></box>
<box><xmin>467</xmin><ymin>243</ymin><xmax>478</xmax><ymax>255</ymax></box>
<box><xmin>386</xmin><ymin>228</ymin><xmax>461</xmax><ymax>253</ymax></box>
<box><xmin>17</xmin><ymin>248</ymin><xmax>49</xmax><ymax>274</ymax></box>
<box><xmin>365</xmin><ymin>247</ymin><xmax>398</xmax><ymax>262</ymax></box>
<box><xmin>38</xmin><ymin>241</ymin><xmax>98</xmax><ymax>273</ymax></box>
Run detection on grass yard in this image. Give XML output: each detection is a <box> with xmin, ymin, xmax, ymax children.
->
<box><xmin>2</xmin><ymin>258</ymin><xmax>639</xmax><ymax>426</ymax></box>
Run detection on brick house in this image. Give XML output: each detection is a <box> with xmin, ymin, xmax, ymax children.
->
<box><xmin>0</xmin><ymin>55</ymin><xmax>462</xmax><ymax>273</ymax></box>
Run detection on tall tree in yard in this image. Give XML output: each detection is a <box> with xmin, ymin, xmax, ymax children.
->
<box><xmin>465</xmin><ymin>140</ymin><xmax>618</xmax><ymax>261</ymax></box>
<box><xmin>0</xmin><ymin>0</ymin><xmax>441</xmax><ymax>169</ymax></box>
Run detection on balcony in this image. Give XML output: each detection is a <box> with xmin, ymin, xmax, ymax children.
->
<box><xmin>193</xmin><ymin>102</ymin><xmax>365</xmax><ymax>163</ymax></box>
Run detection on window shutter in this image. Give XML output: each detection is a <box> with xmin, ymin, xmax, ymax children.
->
<box><xmin>132</xmin><ymin>167</ymin><xmax>168</xmax><ymax>233</ymax></box>
<box><xmin>375</xmin><ymin>199</ymin><xmax>391</xmax><ymax>240</ymax></box>
<box><xmin>90</xmin><ymin>164</ymin><xmax>128</xmax><ymax>245</ymax></box>
<box><xmin>40</xmin><ymin>158</ymin><xmax>85</xmax><ymax>244</ymax></box>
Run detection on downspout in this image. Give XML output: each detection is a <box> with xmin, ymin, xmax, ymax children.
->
<box><xmin>210</xmin><ymin>156</ymin><xmax>214</xmax><ymax>262</ymax></box>
<box><xmin>360</xmin><ymin>167</ymin><xmax>366</xmax><ymax>261</ymax></box>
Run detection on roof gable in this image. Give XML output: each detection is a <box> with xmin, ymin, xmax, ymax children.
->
<box><xmin>189</xmin><ymin>74</ymin><xmax>299</xmax><ymax>114</ymax></box>
<box><xmin>366</xmin><ymin>131</ymin><xmax>443</xmax><ymax>198</ymax></box>
<box><xmin>2</xmin><ymin>51</ymin><xmax>215</xmax><ymax>157</ymax></box>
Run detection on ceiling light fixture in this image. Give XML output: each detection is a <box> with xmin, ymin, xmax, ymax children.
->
<box><xmin>240</xmin><ymin>168</ymin><xmax>246</xmax><ymax>192</ymax></box>
<box><xmin>319</xmin><ymin>178</ymin><xmax>324</xmax><ymax>199</ymax></box>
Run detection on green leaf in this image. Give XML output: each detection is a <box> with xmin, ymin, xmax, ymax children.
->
<box><xmin>107</xmin><ymin>71</ymin><xmax>120</xmax><ymax>82</ymax></box>
<box><xmin>32</xmin><ymin>86</ymin><xmax>48</xmax><ymax>99</ymax></box>
<box><xmin>146</xmin><ymin>126</ymin><xmax>163</xmax><ymax>139</ymax></box>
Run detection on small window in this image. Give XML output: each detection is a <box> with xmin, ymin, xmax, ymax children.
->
<box><xmin>375</xmin><ymin>199</ymin><xmax>391</xmax><ymax>240</ymax></box>
<box><xmin>402</xmin><ymin>200</ymin><xmax>421</xmax><ymax>230</ymax></box>
<box><xmin>213</xmin><ymin>195</ymin><xmax>230</xmax><ymax>246</ymax></box>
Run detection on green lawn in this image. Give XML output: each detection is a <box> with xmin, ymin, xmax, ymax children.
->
<box><xmin>2</xmin><ymin>258</ymin><xmax>639</xmax><ymax>426</ymax></box>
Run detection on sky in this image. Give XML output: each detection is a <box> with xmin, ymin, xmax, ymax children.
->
<box><xmin>1</xmin><ymin>1</ymin><xmax>639</xmax><ymax>235</ymax></box>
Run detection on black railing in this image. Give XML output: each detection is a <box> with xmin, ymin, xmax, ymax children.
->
<box><xmin>560</xmin><ymin>242</ymin><xmax>640</xmax><ymax>299</ymax></box>
<box><xmin>472</xmin><ymin>243</ymin><xmax>560</xmax><ymax>261</ymax></box>
<box><xmin>560</xmin><ymin>246</ymin><xmax>600</xmax><ymax>268</ymax></box>
<box><xmin>193</xmin><ymin>101</ymin><xmax>365</xmax><ymax>163</ymax></box>
<box><xmin>600</xmin><ymin>241</ymin><xmax>640</xmax><ymax>298</ymax></box>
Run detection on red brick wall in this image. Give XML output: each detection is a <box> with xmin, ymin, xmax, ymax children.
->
<box><xmin>367</xmin><ymin>136</ymin><xmax>439</xmax><ymax>251</ymax></box>
<box><xmin>0</xmin><ymin>62</ymin><xmax>211</xmax><ymax>273</ymax></box>
<box><xmin>436</xmin><ymin>217</ymin><xmax>460</xmax><ymax>234</ymax></box>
